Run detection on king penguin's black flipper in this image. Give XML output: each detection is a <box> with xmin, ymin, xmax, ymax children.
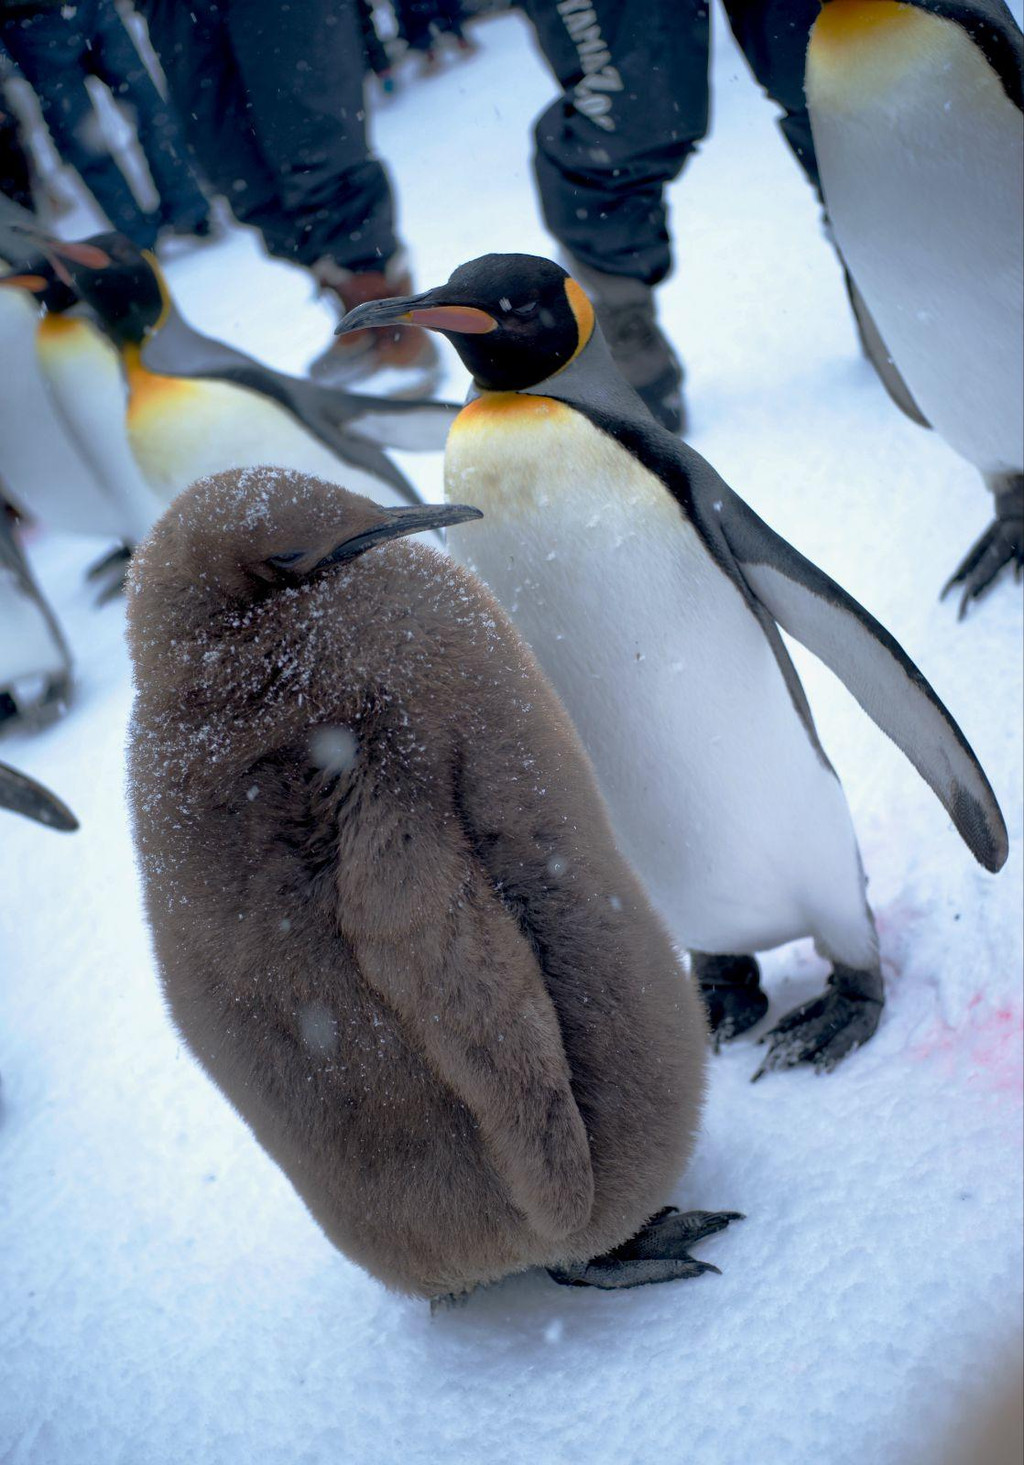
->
<box><xmin>140</xmin><ymin>308</ymin><xmax>457</xmax><ymax>456</ymax></box>
<box><xmin>0</xmin><ymin>195</ymin><xmax>47</xmax><ymax>270</ymax></box>
<box><xmin>0</xmin><ymin>761</ymin><xmax>78</xmax><ymax>831</ymax></box>
<box><xmin>687</xmin><ymin>472</ymin><xmax>1009</xmax><ymax>874</ymax></box>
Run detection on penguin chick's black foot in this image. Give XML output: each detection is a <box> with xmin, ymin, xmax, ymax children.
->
<box><xmin>752</xmin><ymin>964</ymin><xmax>884</xmax><ymax>1081</ymax></box>
<box><xmin>548</xmin><ymin>1207</ymin><xmax>742</xmax><ymax>1290</ymax></box>
<box><xmin>692</xmin><ymin>951</ymin><xmax>769</xmax><ymax>1047</ymax></box>
<box><xmin>942</xmin><ymin>476</ymin><xmax>1024</xmax><ymax>619</ymax></box>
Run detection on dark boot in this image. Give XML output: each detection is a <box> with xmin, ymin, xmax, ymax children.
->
<box><xmin>567</xmin><ymin>256</ymin><xmax>686</xmax><ymax>435</ymax></box>
<box><xmin>308</xmin><ymin>253</ymin><xmax>440</xmax><ymax>395</ymax></box>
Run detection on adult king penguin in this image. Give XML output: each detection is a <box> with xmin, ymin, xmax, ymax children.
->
<box><xmin>127</xmin><ymin>466</ymin><xmax>730</xmax><ymax>1295</ymax></box>
<box><xmin>337</xmin><ymin>253</ymin><xmax>1009</xmax><ymax>1077</ymax></box>
<box><xmin>0</xmin><ymin>198</ymin><xmax>163</xmax><ymax>596</ymax></box>
<box><xmin>34</xmin><ymin>234</ymin><xmax>457</xmax><ymax>515</ymax></box>
<box><xmin>805</xmin><ymin>0</ymin><xmax>1024</xmax><ymax>615</ymax></box>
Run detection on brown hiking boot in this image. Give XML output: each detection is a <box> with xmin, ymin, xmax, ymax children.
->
<box><xmin>309</xmin><ymin>254</ymin><xmax>440</xmax><ymax>394</ymax></box>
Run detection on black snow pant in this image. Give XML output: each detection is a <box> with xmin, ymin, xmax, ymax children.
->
<box><xmin>138</xmin><ymin>0</ymin><xmax>399</xmax><ymax>272</ymax></box>
<box><xmin>0</xmin><ymin>85</ymin><xmax>34</xmax><ymax>211</ymax></box>
<box><xmin>0</xmin><ymin>0</ymin><xmax>210</xmax><ymax>248</ymax></box>
<box><xmin>394</xmin><ymin>0</ymin><xmax>468</xmax><ymax>52</ymax></box>
<box><xmin>522</xmin><ymin>0</ymin><xmax>822</xmax><ymax>285</ymax></box>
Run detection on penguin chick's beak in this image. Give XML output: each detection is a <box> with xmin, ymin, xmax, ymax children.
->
<box><xmin>335</xmin><ymin>293</ymin><xmax>496</xmax><ymax>337</ymax></box>
<box><xmin>315</xmin><ymin>503</ymin><xmax>483</xmax><ymax>568</ymax></box>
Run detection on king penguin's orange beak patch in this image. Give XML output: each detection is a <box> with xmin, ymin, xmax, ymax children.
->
<box><xmin>406</xmin><ymin>305</ymin><xmax>497</xmax><ymax>334</ymax></box>
<box><xmin>0</xmin><ymin>273</ymin><xmax>48</xmax><ymax>292</ymax></box>
<box><xmin>50</xmin><ymin>241</ymin><xmax>112</xmax><ymax>269</ymax></box>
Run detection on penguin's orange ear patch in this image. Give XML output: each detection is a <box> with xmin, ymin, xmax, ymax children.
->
<box><xmin>564</xmin><ymin>278</ymin><xmax>595</xmax><ymax>360</ymax></box>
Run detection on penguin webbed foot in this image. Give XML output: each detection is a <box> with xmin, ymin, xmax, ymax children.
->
<box><xmin>548</xmin><ymin>1207</ymin><xmax>743</xmax><ymax>1290</ymax></box>
<box><xmin>429</xmin><ymin>1289</ymin><xmax>474</xmax><ymax>1315</ymax></box>
<box><xmin>692</xmin><ymin>952</ymin><xmax>769</xmax><ymax>1049</ymax></box>
<box><xmin>752</xmin><ymin>965</ymin><xmax>883</xmax><ymax>1081</ymax></box>
<box><xmin>86</xmin><ymin>544</ymin><xmax>133</xmax><ymax>605</ymax></box>
<box><xmin>0</xmin><ymin>671</ymin><xmax>72</xmax><ymax>730</ymax></box>
<box><xmin>942</xmin><ymin>479</ymin><xmax>1024</xmax><ymax>618</ymax></box>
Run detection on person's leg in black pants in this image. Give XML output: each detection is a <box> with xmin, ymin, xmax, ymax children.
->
<box><xmin>87</xmin><ymin>0</ymin><xmax>211</xmax><ymax>235</ymax></box>
<box><xmin>2</xmin><ymin>5</ymin><xmax>158</xmax><ymax>245</ymax></box>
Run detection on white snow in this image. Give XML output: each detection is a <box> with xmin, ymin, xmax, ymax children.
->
<box><xmin>1</xmin><ymin>9</ymin><xmax>1022</xmax><ymax>1464</ymax></box>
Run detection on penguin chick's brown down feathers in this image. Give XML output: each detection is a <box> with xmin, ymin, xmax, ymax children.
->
<box><xmin>125</xmin><ymin>466</ymin><xmax>712</xmax><ymax>1298</ymax></box>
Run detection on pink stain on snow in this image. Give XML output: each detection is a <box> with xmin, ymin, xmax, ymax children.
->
<box><xmin>908</xmin><ymin>994</ymin><xmax>1024</xmax><ymax>1097</ymax></box>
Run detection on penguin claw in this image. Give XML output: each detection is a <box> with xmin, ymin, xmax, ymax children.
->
<box><xmin>692</xmin><ymin>953</ymin><xmax>769</xmax><ymax>1046</ymax></box>
<box><xmin>752</xmin><ymin>977</ymin><xmax>883</xmax><ymax>1081</ymax></box>
<box><xmin>548</xmin><ymin>1209</ymin><xmax>742</xmax><ymax>1289</ymax></box>
<box><xmin>941</xmin><ymin>504</ymin><xmax>1024</xmax><ymax>618</ymax></box>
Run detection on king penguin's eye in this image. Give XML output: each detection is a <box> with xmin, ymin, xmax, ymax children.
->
<box><xmin>512</xmin><ymin>301</ymin><xmax>538</xmax><ymax>319</ymax></box>
<box><xmin>267</xmin><ymin>550</ymin><xmax>306</xmax><ymax>568</ymax></box>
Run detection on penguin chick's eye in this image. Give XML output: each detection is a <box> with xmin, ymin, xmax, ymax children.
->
<box><xmin>266</xmin><ymin>550</ymin><xmax>306</xmax><ymax>569</ymax></box>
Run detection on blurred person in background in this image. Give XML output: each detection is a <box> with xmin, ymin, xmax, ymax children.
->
<box><xmin>0</xmin><ymin>0</ymin><xmax>212</xmax><ymax>247</ymax></box>
<box><xmin>137</xmin><ymin>0</ymin><xmax>439</xmax><ymax>391</ymax></box>
<box><xmin>0</xmin><ymin>42</ymin><xmax>34</xmax><ymax>210</ymax></box>
<box><xmin>522</xmin><ymin>0</ymin><xmax>822</xmax><ymax>432</ymax></box>
<box><xmin>393</xmin><ymin>0</ymin><xmax>478</xmax><ymax>73</ymax></box>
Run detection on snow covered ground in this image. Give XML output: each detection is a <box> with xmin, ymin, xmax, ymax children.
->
<box><xmin>2</xmin><ymin>8</ymin><xmax>1022</xmax><ymax>1463</ymax></box>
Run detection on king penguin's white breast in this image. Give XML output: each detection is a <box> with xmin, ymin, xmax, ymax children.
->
<box><xmin>125</xmin><ymin>369</ymin><xmax>412</xmax><ymax>510</ymax></box>
<box><xmin>807</xmin><ymin>0</ymin><xmax>1024</xmax><ymax>473</ymax></box>
<box><xmin>444</xmin><ymin>394</ymin><xmax>873</xmax><ymax>965</ymax></box>
<box><xmin>0</xmin><ymin>300</ymin><xmax>125</xmax><ymax>539</ymax></box>
<box><xmin>36</xmin><ymin>316</ymin><xmax>164</xmax><ymax>543</ymax></box>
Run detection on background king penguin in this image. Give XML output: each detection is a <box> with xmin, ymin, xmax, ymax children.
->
<box><xmin>126</xmin><ymin>466</ymin><xmax>733</xmax><ymax>1297</ymax></box>
<box><xmin>338</xmin><ymin>253</ymin><xmax>1009</xmax><ymax>1079</ymax></box>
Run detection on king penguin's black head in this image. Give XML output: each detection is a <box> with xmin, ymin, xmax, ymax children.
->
<box><xmin>335</xmin><ymin>253</ymin><xmax>596</xmax><ymax>391</ymax></box>
<box><xmin>42</xmin><ymin>232</ymin><xmax>168</xmax><ymax>346</ymax></box>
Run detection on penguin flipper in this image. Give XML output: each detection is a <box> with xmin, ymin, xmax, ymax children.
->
<box><xmin>0</xmin><ymin>195</ymin><xmax>44</xmax><ymax>271</ymax></box>
<box><xmin>140</xmin><ymin>315</ymin><xmax>433</xmax><ymax>505</ymax></box>
<box><xmin>326</xmin><ymin>395</ymin><xmax>459</xmax><ymax>454</ymax></box>
<box><xmin>700</xmin><ymin>481</ymin><xmax>1009</xmax><ymax>872</ymax></box>
<box><xmin>0</xmin><ymin>761</ymin><xmax>78</xmax><ymax>830</ymax></box>
<box><xmin>356</xmin><ymin>911</ymin><xmax>595</xmax><ymax>1243</ymax></box>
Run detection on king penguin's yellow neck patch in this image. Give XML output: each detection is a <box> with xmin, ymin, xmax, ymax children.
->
<box><xmin>812</xmin><ymin>0</ymin><xmax>922</xmax><ymax>52</ymax></box>
<box><xmin>563</xmin><ymin>278</ymin><xmax>595</xmax><ymax>367</ymax></box>
<box><xmin>123</xmin><ymin>343</ymin><xmax>198</xmax><ymax>423</ymax></box>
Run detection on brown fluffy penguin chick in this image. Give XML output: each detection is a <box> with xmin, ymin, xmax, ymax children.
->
<box><xmin>125</xmin><ymin>465</ymin><xmax>725</xmax><ymax>1299</ymax></box>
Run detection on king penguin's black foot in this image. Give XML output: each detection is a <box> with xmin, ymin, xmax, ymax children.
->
<box><xmin>692</xmin><ymin>951</ymin><xmax>769</xmax><ymax>1047</ymax></box>
<box><xmin>752</xmin><ymin>964</ymin><xmax>884</xmax><ymax>1081</ymax></box>
<box><xmin>0</xmin><ymin>672</ymin><xmax>72</xmax><ymax>730</ymax></box>
<box><xmin>548</xmin><ymin>1207</ymin><xmax>742</xmax><ymax>1290</ymax></box>
<box><xmin>429</xmin><ymin>1289</ymin><xmax>473</xmax><ymax>1315</ymax></box>
<box><xmin>942</xmin><ymin>477</ymin><xmax>1023</xmax><ymax>618</ymax></box>
<box><xmin>86</xmin><ymin>544</ymin><xmax>133</xmax><ymax>605</ymax></box>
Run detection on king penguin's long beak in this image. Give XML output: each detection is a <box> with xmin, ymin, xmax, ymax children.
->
<box><xmin>336</xmin><ymin>292</ymin><xmax>496</xmax><ymax>337</ymax></box>
<box><xmin>316</xmin><ymin>502</ymin><xmax>483</xmax><ymax>567</ymax></box>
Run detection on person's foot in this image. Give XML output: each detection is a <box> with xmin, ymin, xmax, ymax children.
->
<box><xmin>308</xmin><ymin>253</ymin><xmax>441</xmax><ymax>395</ymax></box>
<box><xmin>566</xmin><ymin>255</ymin><xmax>687</xmax><ymax>435</ymax></box>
